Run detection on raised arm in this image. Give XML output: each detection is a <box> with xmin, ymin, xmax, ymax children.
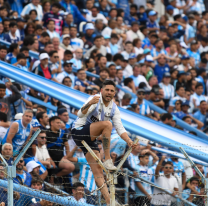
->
<box><xmin>155</xmin><ymin>156</ymin><xmax>166</xmax><ymax>179</ymax></box>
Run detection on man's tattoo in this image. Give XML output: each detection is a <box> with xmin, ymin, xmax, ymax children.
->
<box><xmin>81</xmin><ymin>102</ymin><xmax>91</xmax><ymax>112</ymax></box>
<box><xmin>102</xmin><ymin>134</ymin><xmax>109</xmax><ymax>151</ymax></box>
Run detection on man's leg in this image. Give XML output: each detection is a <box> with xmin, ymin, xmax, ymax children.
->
<box><xmin>90</xmin><ymin>121</ymin><xmax>112</xmax><ymax>160</ymax></box>
<box><xmin>56</xmin><ymin>158</ymin><xmax>75</xmax><ymax>176</ymax></box>
<box><xmin>85</xmin><ymin>150</ymin><xmax>110</xmax><ymax>205</ymax></box>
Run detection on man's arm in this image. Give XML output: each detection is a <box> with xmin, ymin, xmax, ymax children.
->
<box><xmin>136</xmin><ymin>182</ymin><xmax>152</xmax><ymax>200</ymax></box>
<box><xmin>67</xmin><ymin>145</ymin><xmax>78</xmax><ymax>162</ymax></box>
<box><xmin>155</xmin><ymin>156</ymin><xmax>166</xmax><ymax>179</ymax></box>
<box><xmin>6</xmin><ymin>82</ymin><xmax>21</xmax><ymax>103</ymax></box>
<box><xmin>64</xmin><ymin>141</ymin><xmax>70</xmax><ymax>156</ymax></box>
<box><xmin>78</xmin><ymin>95</ymin><xmax>100</xmax><ymax>116</ymax></box>
<box><xmin>6</xmin><ymin>122</ymin><xmax>18</xmax><ymax>144</ymax></box>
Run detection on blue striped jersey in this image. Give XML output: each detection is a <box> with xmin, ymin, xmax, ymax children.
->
<box><xmin>130</xmin><ymin>98</ymin><xmax>150</xmax><ymax>116</ymax></box>
<box><xmin>6</xmin><ymin>52</ymin><xmax>15</xmax><ymax>63</ymax></box>
<box><xmin>21</xmin><ymin>3</ymin><xmax>43</xmax><ymax>21</ymax></box>
<box><xmin>159</xmin><ymin>83</ymin><xmax>174</xmax><ymax>100</ymax></box>
<box><xmin>77</xmin><ymin>157</ymin><xmax>97</xmax><ymax>194</ymax></box>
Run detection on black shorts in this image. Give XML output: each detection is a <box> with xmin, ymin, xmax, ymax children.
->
<box><xmin>71</xmin><ymin>124</ymin><xmax>100</xmax><ymax>155</ymax></box>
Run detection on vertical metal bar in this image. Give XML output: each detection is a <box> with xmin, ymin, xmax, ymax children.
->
<box><xmin>8</xmin><ymin>166</ymin><xmax>13</xmax><ymax>206</ymax></box>
<box><xmin>205</xmin><ymin>179</ymin><xmax>208</xmax><ymax>206</ymax></box>
<box><xmin>109</xmin><ymin>173</ymin><xmax>116</xmax><ymax>206</ymax></box>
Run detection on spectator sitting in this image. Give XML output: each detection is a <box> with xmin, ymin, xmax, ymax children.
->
<box><xmin>36</xmin><ymin>111</ymin><xmax>49</xmax><ymax>130</ymax></box>
<box><xmin>4</xmin><ymin>22</ymin><xmax>20</xmax><ymax>44</ymax></box>
<box><xmin>13</xmin><ymin>156</ymin><xmax>32</xmax><ymax>186</ymax></box>
<box><xmin>71</xmin><ymin>182</ymin><xmax>87</xmax><ymax>203</ymax></box>
<box><xmin>46</xmin><ymin>20</ymin><xmax>60</xmax><ymax>40</ymax></box>
<box><xmin>161</xmin><ymin>113</ymin><xmax>173</xmax><ymax>125</ymax></box>
<box><xmin>190</xmin><ymin>82</ymin><xmax>206</xmax><ymax>108</ymax></box>
<box><xmin>193</xmin><ymin>100</ymin><xmax>207</xmax><ymax>130</ymax></box>
<box><xmin>168</xmin><ymin>86</ymin><xmax>186</xmax><ymax>113</ymax></box>
<box><xmin>74</xmin><ymin>69</ymin><xmax>99</xmax><ymax>92</ymax></box>
<box><xmin>151</xmin><ymin>156</ymin><xmax>178</xmax><ymax>206</ymax></box>
<box><xmin>35</xmin><ymin>131</ymin><xmax>56</xmax><ymax>169</ymax></box>
<box><xmin>2</xmin><ymin>109</ymin><xmax>33</xmax><ymax>156</ymax></box>
<box><xmin>14</xmin><ymin>53</ymin><xmax>28</xmax><ymax>71</ymax></box>
<box><xmin>48</xmin><ymin>50</ymin><xmax>62</xmax><ymax>78</ymax></box>
<box><xmin>93</xmin><ymin>68</ymin><xmax>109</xmax><ymax>89</ymax></box>
<box><xmin>1</xmin><ymin>143</ymin><xmax>13</xmax><ymax>165</ymax></box>
<box><xmin>59</xmin><ymin>34</ymin><xmax>73</xmax><ymax>51</ymax></box>
<box><xmin>0</xmin><ymin>112</ymin><xmax>9</xmax><ymax>142</ymax></box>
<box><xmin>0</xmin><ymin>80</ymin><xmax>21</xmax><ymax>120</ymax></box>
<box><xmin>182</xmin><ymin>115</ymin><xmax>204</xmax><ymax>130</ymax></box>
<box><xmin>5</xmin><ymin>43</ymin><xmax>19</xmax><ymax>63</ymax></box>
<box><xmin>56</xmin><ymin>60</ymin><xmax>75</xmax><ymax>87</ymax></box>
<box><xmin>26</xmin><ymin>160</ymin><xmax>47</xmax><ymax>180</ymax></box>
<box><xmin>46</xmin><ymin>116</ymin><xmax>75</xmax><ymax>183</ymax></box>
<box><xmin>70</xmin><ymin>48</ymin><xmax>83</xmax><ymax>70</ymax></box>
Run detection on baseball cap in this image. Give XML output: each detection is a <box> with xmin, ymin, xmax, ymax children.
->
<box><xmin>137</xmin><ymin>88</ymin><xmax>145</xmax><ymax>93</ymax></box>
<box><xmin>182</xmin><ymin>15</ymin><xmax>188</xmax><ymax>22</ymax></box>
<box><xmin>163</xmin><ymin>72</ymin><xmax>171</xmax><ymax>77</ymax></box>
<box><xmin>14</xmin><ymin>113</ymin><xmax>23</xmax><ymax>120</ymax></box>
<box><xmin>181</xmin><ymin>100</ymin><xmax>190</xmax><ymax>107</ymax></box>
<box><xmin>39</xmin><ymin>53</ymin><xmax>49</xmax><ymax>60</ymax></box>
<box><xmin>145</xmin><ymin>55</ymin><xmax>153</xmax><ymax>62</ymax></box>
<box><xmin>151</xmin><ymin>87</ymin><xmax>160</xmax><ymax>95</ymax></box>
<box><xmin>80</xmin><ymin>9</ymin><xmax>88</xmax><ymax>14</ymax></box>
<box><xmin>63</xmin><ymin>59</ymin><xmax>74</xmax><ymax>66</ymax></box>
<box><xmin>191</xmin><ymin>40</ymin><xmax>198</xmax><ymax>45</ymax></box>
<box><xmin>16</xmin><ymin>17</ymin><xmax>26</xmax><ymax>22</ymax></box>
<box><xmin>169</xmin><ymin>0</ymin><xmax>176</xmax><ymax>2</ymax></box>
<box><xmin>85</xmin><ymin>23</ymin><xmax>95</xmax><ymax>31</ymax></box>
<box><xmin>104</xmin><ymin>35</ymin><xmax>110</xmax><ymax>39</ymax></box>
<box><xmin>86</xmin><ymin>86</ymin><xmax>93</xmax><ymax>91</ymax></box>
<box><xmin>26</xmin><ymin>161</ymin><xmax>40</xmax><ymax>173</ymax></box>
<box><xmin>57</xmin><ymin>108</ymin><xmax>67</xmax><ymax>115</ymax></box>
<box><xmin>116</xmin><ymin>65</ymin><xmax>122</xmax><ymax>70</ymax></box>
<box><xmin>148</xmin><ymin>10</ymin><xmax>157</xmax><ymax>16</ymax></box>
<box><xmin>36</xmin><ymin>25</ymin><xmax>43</xmax><ymax>30</ymax></box>
<box><xmin>31</xmin><ymin>121</ymin><xmax>41</xmax><ymax>127</ymax></box>
<box><xmin>178</xmin><ymin>71</ymin><xmax>186</xmax><ymax>77</ymax></box>
<box><xmin>166</xmin><ymin>5</ymin><xmax>174</xmax><ymax>11</ymax></box>
<box><xmin>63</xmin><ymin>34</ymin><xmax>70</xmax><ymax>39</ymax></box>
<box><xmin>107</xmin><ymin>62</ymin><xmax>116</xmax><ymax>67</ymax></box>
<box><xmin>129</xmin><ymin>53</ymin><xmax>136</xmax><ymax>59</ymax></box>
<box><xmin>143</xmin><ymin>48</ymin><xmax>151</xmax><ymax>54</ymax></box>
<box><xmin>181</xmin><ymin>55</ymin><xmax>190</xmax><ymax>60</ymax></box>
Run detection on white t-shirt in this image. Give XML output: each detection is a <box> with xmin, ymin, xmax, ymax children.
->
<box><xmin>0</xmin><ymin>126</ymin><xmax>7</xmax><ymax>143</ymax></box>
<box><xmin>35</xmin><ymin>145</ymin><xmax>50</xmax><ymax>161</ymax></box>
<box><xmin>86</xmin><ymin>13</ymin><xmax>108</xmax><ymax>24</ymax></box>
<box><xmin>151</xmin><ymin>175</ymin><xmax>178</xmax><ymax>205</ymax></box>
<box><xmin>134</xmin><ymin>47</ymin><xmax>144</xmax><ymax>56</ymax></box>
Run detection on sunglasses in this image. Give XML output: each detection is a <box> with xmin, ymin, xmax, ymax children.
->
<box><xmin>164</xmin><ymin>166</ymin><xmax>172</xmax><ymax>169</ymax></box>
<box><xmin>40</xmin><ymin>136</ymin><xmax>46</xmax><ymax>139</ymax></box>
<box><xmin>19</xmin><ymin>160</ymin><xmax>24</xmax><ymax>163</ymax></box>
<box><xmin>138</xmin><ymin>92</ymin><xmax>145</xmax><ymax>95</ymax></box>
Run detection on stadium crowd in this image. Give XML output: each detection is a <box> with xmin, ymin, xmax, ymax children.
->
<box><xmin>0</xmin><ymin>0</ymin><xmax>208</xmax><ymax>205</ymax></box>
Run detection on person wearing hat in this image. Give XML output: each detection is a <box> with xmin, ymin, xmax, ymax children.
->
<box><xmin>129</xmin><ymin>53</ymin><xmax>137</xmax><ymax>66</ymax></box>
<box><xmin>177</xmin><ymin>55</ymin><xmax>191</xmax><ymax>71</ymax></box>
<box><xmin>146</xmin><ymin>10</ymin><xmax>159</xmax><ymax>31</ymax></box>
<box><xmin>46</xmin><ymin>20</ymin><xmax>60</xmax><ymax>40</ymax></box>
<box><xmin>32</xmin><ymin>53</ymin><xmax>53</xmax><ymax>80</ymax></box>
<box><xmin>60</xmin><ymin>34</ymin><xmax>73</xmax><ymax>51</ymax></box>
<box><xmin>85</xmin><ymin>22</ymin><xmax>96</xmax><ymax>42</ymax></box>
<box><xmin>187</xmin><ymin>40</ymin><xmax>201</xmax><ymax>66</ymax></box>
<box><xmin>56</xmin><ymin>59</ymin><xmax>75</xmax><ymax>87</ymax></box>
<box><xmin>166</xmin><ymin>5</ymin><xmax>174</xmax><ymax>21</ymax></box>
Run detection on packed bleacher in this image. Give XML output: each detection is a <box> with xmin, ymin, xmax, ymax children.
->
<box><xmin>0</xmin><ymin>0</ymin><xmax>208</xmax><ymax>205</ymax></box>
